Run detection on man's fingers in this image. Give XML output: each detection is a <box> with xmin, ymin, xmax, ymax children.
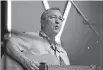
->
<box><xmin>32</xmin><ymin>60</ymin><xmax>40</xmax><ymax>67</ymax></box>
<box><xmin>30</xmin><ymin>67</ymin><xmax>38</xmax><ymax>70</ymax></box>
<box><xmin>31</xmin><ymin>64</ymin><xmax>39</xmax><ymax>70</ymax></box>
<box><xmin>30</xmin><ymin>61</ymin><xmax>40</xmax><ymax>70</ymax></box>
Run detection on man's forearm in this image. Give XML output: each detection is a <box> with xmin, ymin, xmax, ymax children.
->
<box><xmin>6</xmin><ymin>39</ymin><xmax>31</xmax><ymax>69</ymax></box>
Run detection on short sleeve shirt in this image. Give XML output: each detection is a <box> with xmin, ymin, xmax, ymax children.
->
<box><xmin>8</xmin><ymin>32</ymin><xmax>70</xmax><ymax>65</ymax></box>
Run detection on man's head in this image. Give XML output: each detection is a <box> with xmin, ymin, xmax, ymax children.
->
<box><xmin>41</xmin><ymin>8</ymin><xmax>64</xmax><ymax>37</ymax></box>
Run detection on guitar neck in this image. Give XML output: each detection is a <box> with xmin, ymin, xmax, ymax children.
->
<box><xmin>39</xmin><ymin>64</ymin><xmax>95</xmax><ymax>70</ymax></box>
<box><xmin>48</xmin><ymin>65</ymin><xmax>93</xmax><ymax>70</ymax></box>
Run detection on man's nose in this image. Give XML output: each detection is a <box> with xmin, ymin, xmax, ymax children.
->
<box><xmin>55</xmin><ymin>21</ymin><xmax>60</xmax><ymax>24</ymax></box>
<box><xmin>55</xmin><ymin>19</ymin><xmax>60</xmax><ymax>24</ymax></box>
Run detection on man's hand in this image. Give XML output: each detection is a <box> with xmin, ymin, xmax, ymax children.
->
<box><xmin>25</xmin><ymin>60</ymin><xmax>40</xmax><ymax>70</ymax></box>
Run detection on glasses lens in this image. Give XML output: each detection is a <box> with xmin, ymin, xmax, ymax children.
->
<box><xmin>46</xmin><ymin>15</ymin><xmax>64</xmax><ymax>21</ymax></box>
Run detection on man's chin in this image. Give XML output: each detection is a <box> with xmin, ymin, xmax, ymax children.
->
<box><xmin>54</xmin><ymin>30</ymin><xmax>60</xmax><ymax>34</ymax></box>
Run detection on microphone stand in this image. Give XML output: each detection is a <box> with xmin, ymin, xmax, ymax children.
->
<box><xmin>70</xmin><ymin>0</ymin><xmax>99</xmax><ymax>37</ymax></box>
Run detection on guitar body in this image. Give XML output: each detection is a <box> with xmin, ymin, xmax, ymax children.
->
<box><xmin>2</xmin><ymin>52</ymin><xmax>95</xmax><ymax>70</ymax></box>
<box><xmin>1</xmin><ymin>53</ymin><xmax>60</xmax><ymax>70</ymax></box>
<box><xmin>23</xmin><ymin>52</ymin><xmax>60</xmax><ymax>65</ymax></box>
<box><xmin>2</xmin><ymin>54</ymin><xmax>95</xmax><ymax>70</ymax></box>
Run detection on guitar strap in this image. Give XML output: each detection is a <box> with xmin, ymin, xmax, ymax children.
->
<box><xmin>46</xmin><ymin>39</ymin><xmax>66</xmax><ymax>65</ymax></box>
<box><xmin>59</xmin><ymin>56</ymin><xmax>66</xmax><ymax>65</ymax></box>
<box><xmin>48</xmin><ymin>40</ymin><xmax>66</xmax><ymax>65</ymax></box>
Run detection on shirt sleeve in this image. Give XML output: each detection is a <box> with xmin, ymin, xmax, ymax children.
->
<box><xmin>6</xmin><ymin>35</ymin><xmax>31</xmax><ymax>68</ymax></box>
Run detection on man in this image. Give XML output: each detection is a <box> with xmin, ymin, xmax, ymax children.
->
<box><xmin>4</xmin><ymin>8</ymin><xmax>70</xmax><ymax>70</ymax></box>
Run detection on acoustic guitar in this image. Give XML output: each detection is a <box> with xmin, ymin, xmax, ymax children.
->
<box><xmin>2</xmin><ymin>51</ymin><xmax>95</xmax><ymax>70</ymax></box>
<box><xmin>23</xmin><ymin>52</ymin><xmax>95</xmax><ymax>70</ymax></box>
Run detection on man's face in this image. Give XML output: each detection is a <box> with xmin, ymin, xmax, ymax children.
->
<box><xmin>43</xmin><ymin>10</ymin><xmax>64</xmax><ymax>35</ymax></box>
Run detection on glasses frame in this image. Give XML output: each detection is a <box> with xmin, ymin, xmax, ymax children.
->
<box><xmin>45</xmin><ymin>15</ymin><xmax>64</xmax><ymax>22</ymax></box>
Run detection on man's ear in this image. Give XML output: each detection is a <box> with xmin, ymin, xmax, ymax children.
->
<box><xmin>41</xmin><ymin>20</ymin><xmax>44</xmax><ymax>27</ymax></box>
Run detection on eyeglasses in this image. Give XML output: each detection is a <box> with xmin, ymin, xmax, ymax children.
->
<box><xmin>46</xmin><ymin>15</ymin><xmax>64</xmax><ymax>22</ymax></box>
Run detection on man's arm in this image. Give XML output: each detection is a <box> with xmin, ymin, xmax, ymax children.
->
<box><xmin>6</xmin><ymin>35</ymin><xmax>39</xmax><ymax>70</ymax></box>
